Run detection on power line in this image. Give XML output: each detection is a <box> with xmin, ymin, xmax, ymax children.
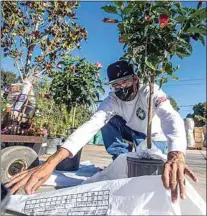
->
<box><xmin>164</xmin><ymin>83</ymin><xmax>206</xmax><ymax>87</ymax></box>
<box><xmin>176</xmin><ymin>78</ymin><xmax>206</xmax><ymax>81</ymax></box>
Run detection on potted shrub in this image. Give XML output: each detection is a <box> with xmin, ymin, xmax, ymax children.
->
<box><xmin>102</xmin><ymin>1</ymin><xmax>206</xmax><ymax>176</ymax></box>
<box><xmin>1</xmin><ymin>1</ymin><xmax>88</xmax><ymax>152</ymax></box>
<box><xmin>51</xmin><ymin>55</ymin><xmax>105</xmax><ymax>170</ymax></box>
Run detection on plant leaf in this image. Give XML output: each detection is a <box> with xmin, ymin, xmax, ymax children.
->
<box><xmin>176</xmin><ymin>51</ymin><xmax>187</xmax><ymax>59</ymax></box>
<box><xmin>156</xmin><ymin>8</ymin><xmax>171</xmax><ymax>15</ymax></box>
<box><xmin>190</xmin><ymin>8</ymin><xmax>206</xmax><ymax>19</ymax></box>
<box><xmin>175</xmin><ymin>15</ymin><xmax>186</xmax><ymax>23</ymax></box>
<box><xmin>122</xmin><ymin>6</ymin><xmax>134</xmax><ymax>15</ymax></box>
<box><xmin>96</xmin><ymin>86</ymin><xmax>105</xmax><ymax>94</ymax></box>
<box><xmin>187</xmin><ymin>27</ymin><xmax>206</xmax><ymax>34</ymax></box>
<box><xmin>145</xmin><ymin>59</ymin><xmax>156</xmax><ymax>70</ymax></box>
<box><xmin>101</xmin><ymin>5</ymin><xmax>118</xmax><ymax>14</ymax></box>
<box><xmin>113</xmin><ymin>1</ymin><xmax>124</xmax><ymax>7</ymax></box>
<box><xmin>171</xmin><ymin>74</ymin><xmax>179</xmax><ymax>80</ymax></box>
<box><xmin>174</xmin><ymin>2</ymin><xmax>181</xmax><ymax>9</ymax></box>
<box><xmin>198</xmin><ymin>35</ymin><xmax>205</xmax><ymax>46</ymax></box>
<box><xmin>159</xmin><ymin>77</ymin><xmax>168</xmax><ymax>89</ymax></box>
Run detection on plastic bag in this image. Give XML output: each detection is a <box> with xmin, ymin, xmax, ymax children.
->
<box><xmin>6</xmin><ymin>176</ymin><xmax>206</xmax><ymax>215</ymax></box>
<box><xmin>135</xmin><ymin>139</ymin><xmax>167</xmax><ymax>161</ymax></box>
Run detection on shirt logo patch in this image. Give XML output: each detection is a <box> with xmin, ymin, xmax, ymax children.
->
<box><xmin>155</xmin><ymin>96</ymin><xmax>167</xmax><ymax>107</ymax></box>
<box><xmin>136</xmin><ymin>107</ymin><xmax>146</xmax><ymax>120</ymax></box>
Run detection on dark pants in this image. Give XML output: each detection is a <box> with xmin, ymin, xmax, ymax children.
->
<box><xmin>101</xmin><ymin>115</ymin><xmax>167</xmax><ymax>160</ymax></box>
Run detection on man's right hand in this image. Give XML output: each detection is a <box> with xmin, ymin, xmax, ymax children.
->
<box><xmin>5</xmin><ymin>162</ymin><xmax>54</xmax><ymax>195</ymax></box>
<box><xmin>5</xmin><ymin>147</ymin><xmax>71</xmax><ymax>195</ymax></box>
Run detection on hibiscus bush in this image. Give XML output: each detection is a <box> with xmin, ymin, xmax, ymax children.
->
<box><xmin>102</xmin><ymin>1</ymin><xmax>207</xmax><ymax>147</ymax></box>
<box><xmin>50</xmin><ymin>55</ymin><xmax>105</xmax><ymax>128</ymax></box>
<box><xmin>102</xmin><ymin>1</ymin><xmax>206</xmax><ymax>83</ymax></box>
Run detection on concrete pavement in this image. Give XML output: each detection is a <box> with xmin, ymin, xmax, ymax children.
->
<box><xmin>185</xmin><ymin>150</ymin><xmax>206</xmax><ymax>201</ymax></box>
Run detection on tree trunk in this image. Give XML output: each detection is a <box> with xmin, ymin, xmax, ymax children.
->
<box><xmin>147</xmin><ymin>76</ymin><xmax>155</xmax><ymax>149</ymax></box>
<box><xmin>25</xmin><ymin>44</ymin><xmax>35</xmax><ymax>76</ymax></box>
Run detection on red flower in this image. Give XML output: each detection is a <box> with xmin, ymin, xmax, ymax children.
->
<box><xmin>119</xmin><ymin>37</ymin><xmax>125</xmax><ymax>43</ymax></box>
<box><xmin>197</xmin><ymin>0</ymin><xmax>204</xmax><ymax>9</ymax></box>
<box><xmin>159</xmin><ymin>14</ymin><xmax>169</xmax><ymax>28</ymax></box>
<box><xmin>103</xmin><ymin>18</ymin><xmax>118</xmax><ymax>23</ymax></box>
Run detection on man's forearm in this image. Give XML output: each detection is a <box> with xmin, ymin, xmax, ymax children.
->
<box><xmin>45</xmin><ymin>147</ymin><xmax>72</xmax><ymax>168</ymax></box>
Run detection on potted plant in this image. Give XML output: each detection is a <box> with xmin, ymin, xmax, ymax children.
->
<box><xmin>102</xmin><ymin>1</ymin><xmax>206</xmax><ymax>176</ymax></box>
<box><xmin>1</xmin><ymin>0</ymin><xmax>88</xmax><ymax>141</ymax></box>
<box><xmin>1</xmin><ymin>1</ymin><xmax>87</xmax><ymax>131</ymax></box>
<box><xmin>51</xmin><ymin>55</ymin><xmax>105</xmax><ymax>170</ymax></box>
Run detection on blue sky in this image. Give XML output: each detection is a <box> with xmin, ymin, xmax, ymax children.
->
<box><xmin>2</xmin><ymin>1</ymin><xmax>206</xmax><ymax>118</ymax></box>
<box><xmin>73</xmin><ymin>1</ymin><xmax>206</xmax><ymax>118</ymax></box>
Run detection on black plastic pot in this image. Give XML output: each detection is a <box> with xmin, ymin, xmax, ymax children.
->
<box><xmin>127</xmin><ymin>156</ymin><xmax>164</xmax><ymax>178</ymax></box>
<box><xmin>55</xmin><ymin>145</ymin><xmax>82</xmax><ymax>171</ymax></box>
<box><xmin>67</xmin><ymin>127</ymin><xmax>77</xmax><ymax>136</ymax></box>
<box><xmin>55</xmin><ymin>128</ymin><xmax>82</xmax><ymax>171</ymax></box>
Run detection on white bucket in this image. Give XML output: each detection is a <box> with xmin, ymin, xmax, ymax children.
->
<box><xmin>185</xmin><ymin>118</ymin><xmax>195</xmax><ymax>131</ymax></box>
<box><xmin>186</xmin><ymin>131</ymin><xmax>195</xmax><ymax>147</ymax></box>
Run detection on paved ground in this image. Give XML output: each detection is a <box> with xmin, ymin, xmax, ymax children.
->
<box><xmin>185</xmin><ymin>149</ymin><xmax>206</xmax><ymax>201</ymax></box>
<box><xmin>4</xmin><ymin>145</ymin><xmax>206</xmax><ymax>215</ymax></box>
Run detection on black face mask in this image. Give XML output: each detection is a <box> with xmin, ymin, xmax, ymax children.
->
<box><xmin>115</xmin><ymin>84</ymin><xmax>135</xmax><ymax>101</ymax></box>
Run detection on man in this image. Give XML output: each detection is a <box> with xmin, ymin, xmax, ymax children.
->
<box><xmin>6</xmin><ymin>60</ymin><xmax>197</xmax><ymax>203</ymax></box>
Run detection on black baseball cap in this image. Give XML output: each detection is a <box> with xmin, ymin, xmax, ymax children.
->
<box><xmin>105</xmin><ymin>60</ymin><xmax>134</xmax><ymax>85</ymax></box>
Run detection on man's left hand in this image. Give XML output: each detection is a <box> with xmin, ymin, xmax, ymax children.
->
<box><xmin>162</xmin><ymin>151</ymin><xmax>198</xmax><ymax>203</ymax></box>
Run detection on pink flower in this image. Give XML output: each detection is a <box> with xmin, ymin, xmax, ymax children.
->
<box><xmin>57</xmin><ymin>64</ymin><xmax>62</xmax><ymax>69</ymax></box>
<box><xmin>95</xmin><ymin>62</ymin><xmax>102</xmax><ymax>69</ymax></box>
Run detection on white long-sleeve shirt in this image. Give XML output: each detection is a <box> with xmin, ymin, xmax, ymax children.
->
<box><xmin>61</xmin><ymin>84</ymin><xmax>187</xmax><ymax>157</ymax></box>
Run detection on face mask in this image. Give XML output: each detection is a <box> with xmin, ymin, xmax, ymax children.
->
<box><xmin>115</xmin><ymin>84</ymin><xmax>135</xmax><ymax>101</ymax></box>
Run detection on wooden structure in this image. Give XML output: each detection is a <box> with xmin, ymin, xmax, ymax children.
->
<box><xmin>187</xmin><ymin>127</ymin><xmax>206</xmax><ymax>150</ymax></box>
<box><xmin>1</xmin><ymin>135</ymin><xmax>45</xmax><ymax>155</ymax></box>
<box><xmin>194</xmin><ymin>127</ymin><xmax>204</xmax><ymax>149</ymax></box>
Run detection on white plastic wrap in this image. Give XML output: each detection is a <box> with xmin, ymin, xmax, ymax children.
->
<box><xmin>43</xmin><ymin>161</ymin><xmax>101</xmax><ymax>187</ymax></box>
<box><xmin>135</xmin><ymin>140</ymin><xmax>167</xmax><ymax>161</ymax></box>
<box><xmin>6</xmin><ymin>176</ymin><xmax>206</xmax><ymax>215</ymax></box>
<box><xmin>13</xmin><ymin>79</ymin><xmax>33</xmax><ymax>112</ymax></box>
